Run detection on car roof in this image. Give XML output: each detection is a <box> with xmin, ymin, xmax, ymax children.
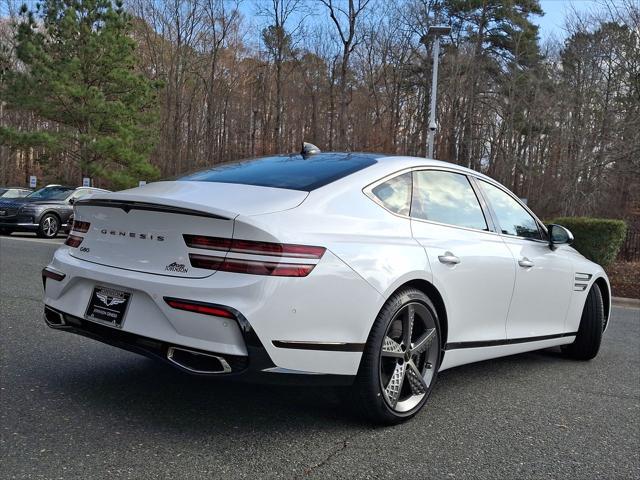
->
<box><xmin>315</xmin><ymin>153</ymin><xmax>497</xmax><ymax>188</ymax></box>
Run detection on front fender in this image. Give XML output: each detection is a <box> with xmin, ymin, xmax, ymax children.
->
<box><xmin>563</xmin><ymin>247</ymin><xmax>611</xmax><ymax>333</ymax></box>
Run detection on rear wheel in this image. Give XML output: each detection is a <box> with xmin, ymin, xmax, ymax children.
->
<box><xmin>353</xmin><ymin>288</ymin><xmax>441</xmax><ymax>424</ymax></box>
<box><xmin>562</xmin><ymin>283</ymin><xmax>604</xmax><ymax>360</ymax></box>
<box><xmin>37</xmin><ymin>214</ymin><xmax>60</xmax><ymax>238</ymax></box>
<box><xmin>0</xmin><ymin>228</ymin><xmax>12</xmax><ymax>236</ymax></box>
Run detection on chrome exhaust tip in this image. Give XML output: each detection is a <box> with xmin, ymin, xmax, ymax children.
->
<box><xmin>44</xmin><ymin>307</ymin><xmax>65</xmax><ymax>327</ymax></box>
<box><xmin>166</xmin><ymin>346</ymin><xmax>232</xmax><ymax>374</ymax></box>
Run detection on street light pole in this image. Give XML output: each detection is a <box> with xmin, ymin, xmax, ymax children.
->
<box><xmin>427</xmin><ymin>35</ymin><xmax>440</xmax><ymax>159</ymax></box>
<box><xmin>422</xmin><ymin>25</ymin><xmax>451</xmax><ymax>159</ymax></box>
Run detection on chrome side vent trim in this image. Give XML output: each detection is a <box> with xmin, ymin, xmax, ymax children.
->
<box><xmin>574</xmin><ymin>273</ymin><xmax>593</xmax><ymax>291</ymax></box>
<box><xmin>166</xmin><ymin>346</ymin><xmax>232</xmax><ymax>374</ymax></box>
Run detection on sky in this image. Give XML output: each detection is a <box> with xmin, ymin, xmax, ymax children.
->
<box><xmin>0</xmin><ymin>0</ymin><xmax>607</xmax><ymax>42</ymax></box>
<box><xmin>237</xmin><ymin>0</ymin><xmax>605</xmax><ymax>44</ymax></box>
<box><xmin>535</xmin><ymin>0</ymin><xmax>603</xmax><ymax>40</ymax></box>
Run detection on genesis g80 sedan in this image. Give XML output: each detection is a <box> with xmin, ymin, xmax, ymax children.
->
<box><xmin>42</xmin><ymin>149</ymin><xmax>610</xmax><ymax>423</ymax></box>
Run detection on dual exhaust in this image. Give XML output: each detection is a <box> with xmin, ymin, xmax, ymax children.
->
<box><xmin>44</xmin><ymin>306</ymin><xmax>233</xmax><ymax>374</ymax></box>
<box><xmin>44</xmin><ymin>307</ymin><xmax>65</xmax><ymax>327</ymax></box>
<box><xmin>166</xmin><ymin>346</ymin><xmax>232</xmax><ymax>374</ymax></box>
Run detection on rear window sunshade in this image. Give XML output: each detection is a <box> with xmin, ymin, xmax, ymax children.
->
<box><xmin>178</xmin><ymin>153</ymin><xmax>378</xmax><ymax>191</ymax></box>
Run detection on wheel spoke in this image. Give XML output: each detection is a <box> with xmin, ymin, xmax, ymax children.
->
<box><xmin>379</xmin><ymin>301</ymin><xmax>439</xmax><ymax>412</ymax></box>
<box><xmin>405</xmin><ymin>360</ymin><xmax>428</xmax><ymax>395</ymax></box>
<box><xmin>412</xmin><ymin>328</ymin><xmax>436</xmax><ymax>355</ymax></box>
<box><xmin>384</xmin><ymin>361</ymin><xmax>406</xmax><ymax>408</ymax></box>
<box><xmin>402</xmin><ymin>304</ymin><xmax>415</xmax><ymax>348</ymax></box>
<box><xmin>381</xmin><ymin>336</ymin><xmax>404</xmax><ymax>358</ymax></box>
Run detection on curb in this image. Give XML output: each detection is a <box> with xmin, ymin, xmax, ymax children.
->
<box><xmin>612</xmin><ymin>296</ymin><xmax>640</xmax><ymax>308</ymax></box>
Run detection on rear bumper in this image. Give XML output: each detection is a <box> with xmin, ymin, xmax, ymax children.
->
<box><xmin>43</xmin><ymin>305</ymin><xmax>354</xmax><ymax>385</ymax></box>
<box><xmin>43</xmin><ymin>246</ymin><xmax>381</xmax><ymax>380</ymax></box>
<box><xmin>44</xmin><ymin>305</ymin><xmax>256</xmax><ymax>374</ymax></box>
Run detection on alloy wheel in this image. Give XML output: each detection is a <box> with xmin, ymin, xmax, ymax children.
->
<box><xmin>379</xmin><ymin>302</ymin><xmax>439</xmax><ymax>413</ymax></box>
<box><xmin>43</xmin><ymin>216</ymin><xmax>58</xmax><ymax>237</ymax></box>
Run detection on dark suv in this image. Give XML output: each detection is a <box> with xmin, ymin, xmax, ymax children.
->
<box><xmin>0</xmin><ymin>185</ymin><xmax>109</xmax><ymax>238</ymax></box>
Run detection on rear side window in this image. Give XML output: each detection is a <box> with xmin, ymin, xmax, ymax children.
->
<box><xmin>478</xmin><ymin>180</ymin><xmax>542</xmax><ymax>240</ymax></box>
<box><xmin>371</xmin><ymin>173</ymin><xmax>412</xmax><ymax>216</ymax></box>
<box><xmin>179</xmin><ymin>153</ymin><xmax>377</xmax><ymax>191</ymax></box>
<box><xmin>411</xmin><ymin>170</ymin><xmax>487</xmax><ymax>230</ymax></box>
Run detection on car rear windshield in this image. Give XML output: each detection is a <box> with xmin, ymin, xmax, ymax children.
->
<box><xmin>27</xmin><ymin>186</ymin><xmax>74</xmax><ymax>200</ymax></box>
<box><xmin>179</xmin><ymin>153</ymin><xmax>378</xmax><ymax>191</ymax></box>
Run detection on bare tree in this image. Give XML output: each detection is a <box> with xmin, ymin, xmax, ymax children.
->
<box><xmin>258</xmin><ymin>0</ymin><xmax>306</xmax><ymax>151</ymax></box>
<box><xmin>318</xmin><ymin>0</ymin><xmax>372</xmax><ymax>149</ymax></box>
<box><xmin>1</xmin><ymin>0</ymin><xmax>638</xmax><ymax>224</ymax></box>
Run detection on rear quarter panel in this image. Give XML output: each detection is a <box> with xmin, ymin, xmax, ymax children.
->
<box><xmin>237</xmin><ymin>177</ymin><xmax>432</xmax><ymax>300</ymax></box>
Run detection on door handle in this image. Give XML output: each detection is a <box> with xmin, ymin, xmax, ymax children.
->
<box><xmin>438</xmin><ymin>252</ymin><xmax>460</xmax><ymax>265</ymax></box>
<box><xmin>518</xmin><ymin>257</ymin><xmax>534</xmax><ymax>268</ymax></box>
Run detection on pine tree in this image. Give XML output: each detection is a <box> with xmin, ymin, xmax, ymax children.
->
<box><xmin>0</xmin><ymin>0</ymin><xmax>161</xmax><ymax>188</ymax></box>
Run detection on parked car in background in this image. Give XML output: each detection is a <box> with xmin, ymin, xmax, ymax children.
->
<box><xmin>0</xmin><ymin>185</ymin><xmax>109</xmax><ymax>238</ymax></box>
<box><xmin>0</xmin><ymin>187</ymin><xmax>32</xmax><ymax>198</ymax></box>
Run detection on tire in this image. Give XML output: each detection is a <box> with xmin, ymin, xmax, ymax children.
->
<box><xmin>562</xmin><ymin>283</ymin><xmax>604</xmax><ymax>360</ymax></box>
<box><xmin>0</xmin><ymin>228</ymin><xmax>12</xmax><ymax>236</ymax></box>
<box><xmin>37</xmin><ymin>214</ymin><xmax>60</xmax><ymax>238</ymax></box>
<box><xmin>353</xmin><ymin>288</ymin><xmax>441</xmax><ymax>425</ymax></box>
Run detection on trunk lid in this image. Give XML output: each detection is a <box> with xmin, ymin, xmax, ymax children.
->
<box><xmin>68</xmin><ymin>181</ymin><xmax>307</xmax><ymax>278</ymax></box>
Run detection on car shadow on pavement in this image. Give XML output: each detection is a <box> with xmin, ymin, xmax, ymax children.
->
<box><xmin>50</xmin><ymin>355</ymin><xmax>364</xmax><ymax>431</ymax></box>
<box><xmin>44</xmin><ymin>346</ymin><xmax>570</xmax><ymax>433</ymax></box>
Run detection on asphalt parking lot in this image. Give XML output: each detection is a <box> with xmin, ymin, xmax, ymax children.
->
<box><xmin>1</xmin><ymin>235</ymin><xmax>639</xmax><ymax>479</ymax></box>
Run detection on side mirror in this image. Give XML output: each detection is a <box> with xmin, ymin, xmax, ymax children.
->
<box><xmin>547</xmin><ymin>224</ymin><xmax>574</xmax><ymax>250</ymax></box>
<box><xmin>68</xmin><ymin>197</ymin><xmax>75</xmax><ymax>205</ymax></box>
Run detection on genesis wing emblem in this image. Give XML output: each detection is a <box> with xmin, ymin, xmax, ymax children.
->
<box><xmin>97</xmin><ymin>292</ymin><xmax>126</xmax><ymax>307</ymax></box>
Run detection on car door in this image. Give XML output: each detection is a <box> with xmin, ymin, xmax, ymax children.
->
<box><xmin>476</xmin><ymin>179</ymin><xmax>573</xmax><ymax>338</ymax></box>
<box><xmin>410</xmin><ymin>169</ymin><xmax>516</xmax><ymax>345</ymax></box>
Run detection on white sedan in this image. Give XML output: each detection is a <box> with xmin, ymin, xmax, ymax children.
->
<box><xmin>42</xmin><ymin>148</ymin><xmax>610</xmax><ymax>423</ymax></box>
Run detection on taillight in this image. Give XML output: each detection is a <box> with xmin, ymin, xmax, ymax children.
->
<box><xmin>189</xmin><ymin>254</ymin><xmax>316</xmax><ymax>277</ymax></box>
<box><xmin>164</xmin><ymin>297</ymin><xmax>235</xmax><ymax>319</ymax></box>
<box><xmin>183</xmin><ymin>235</ymin><xmax>231</xmax><ymax>251</ymax></box>
<box><xmin>183</xmin><ymin>235</ymin><xmax>325</xmax><ymax>277</ymax></box>
<box><xmin>42</xmin><ymin>267</ymin><xmax>65</xmax><ymax>282</ymax></box>
<box><xmin>71</xmin><ymin>220</ymin><xmax>90</xmax><ymax>233</ymax></box>
<box><xmin>65</xmin><ymin>234</ymin><xmax>83</xmax><ymax>248</ymax></box>
<box><xmin>183</xmin><ymin>235</ymin><xmax>325</xmax><ymax>259</ymax></box>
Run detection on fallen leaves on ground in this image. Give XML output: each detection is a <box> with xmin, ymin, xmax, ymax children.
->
<box><xmin>606</xmin><ymin>261</ymin><xmax>640</xmax><ymax>299</ymax></box>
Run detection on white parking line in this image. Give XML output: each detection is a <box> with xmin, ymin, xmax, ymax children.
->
<box><xmin>0</xmin><ymin>235</ymin><xmax>65</xmax><ymax>245</ymax></box>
